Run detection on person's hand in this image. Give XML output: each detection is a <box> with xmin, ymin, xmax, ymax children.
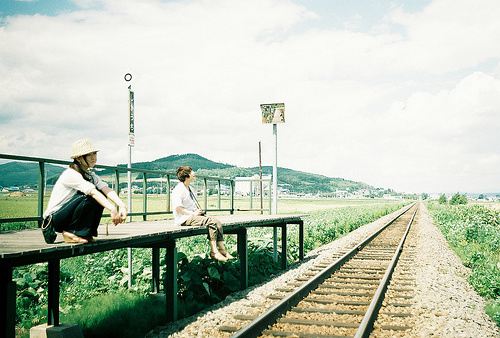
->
<box><xmin>118</xmin><ymin>205</ymin><xmax>127</xmax><ymax>222</ymax></box>
<box><xmin>111</xmin><ymin>208</ymin><xmax>122</xmax><ymax>225</ymax></box>
<box><xmin>194</xmin><ymin>209</ymin><xmax>205</xmax><ymax>216</ymax></box>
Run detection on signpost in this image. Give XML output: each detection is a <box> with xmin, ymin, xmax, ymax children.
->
<box><xmin>260</xmin><ymin>102</ymin><xmax>285</xmax><ymax>261</ymax></box>
<box><xmin>125</xmin><ymin>74</ymin><xmax>134</xmax><ymax>288</ymax></box>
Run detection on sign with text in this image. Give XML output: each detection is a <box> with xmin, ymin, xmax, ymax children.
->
<box><xmin>260</xmin><ymin>103</ymin><xmax>285</xmax><ymax>124</ymax></box>
<box><xmin>129</xmin><ymin>89</ymin><xmax>135</xmax><ymax>147</ymax></box>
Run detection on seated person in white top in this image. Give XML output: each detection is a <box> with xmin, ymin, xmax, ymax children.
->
<box><xmin>42</xmin><ymin>139</ymin><xmax>127</xmax><ymax>244</ymax></box>
<box><xmin>171</xmin><ymin>166</ymin><xmax>233</xmax><ymax>262</ymax></box>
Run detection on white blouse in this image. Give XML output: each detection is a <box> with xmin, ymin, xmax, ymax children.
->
<box><xmin>43</xmin><ymin>168</ymin><xmax>108</xmax><ymax>218</ymax></box>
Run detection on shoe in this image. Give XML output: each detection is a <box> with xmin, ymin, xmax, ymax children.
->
<box><xmin>62</xmin><ymin>231</ymin><xmax>88</xmax><ymax>244</ymax></box>
<box><xmin>210</xmin><ymin>252</ymin><xmax>228</xmax><ymax>262</ymax></box>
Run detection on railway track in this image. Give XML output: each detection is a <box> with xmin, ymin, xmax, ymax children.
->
<box><xmin>219</xmin><ymin>203</ymin><xmax>418</xmax><ymax>338</ymax></box>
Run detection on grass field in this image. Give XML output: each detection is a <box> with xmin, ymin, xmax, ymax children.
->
<box><xmin>0</xmin><ymin>192</ymin><xmax>402</xmax><ymax>224</ymax></box>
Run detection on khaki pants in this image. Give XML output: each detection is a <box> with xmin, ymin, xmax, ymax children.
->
<box><xmin>183</xmin><ymin>215</ymin><xmax>224</xmax><ymax>242</ymax></box>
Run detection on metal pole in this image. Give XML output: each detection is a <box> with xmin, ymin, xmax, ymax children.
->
<box><xmin>272</xmin><ymin>123</ymin><xmax>278</xmax><ymax>261</ymax></box>
<box><xmin>259</xmin><ymin>141</ymin><xmax>263</xmax><ymax>215</ymax></box>
<box><xmin>127</xmin><ymin>82</ymin><xmax>134</xmax><ymax>289</ymax></box>
<box><xmin>249</xmin><ymin>180</ymin><xmax>253</xmax><ymax>210</ymax></box>
<box><xmin>272</xmin><ymin>123</ymin><xmax>278</xmax><ymax>214</ymax></box>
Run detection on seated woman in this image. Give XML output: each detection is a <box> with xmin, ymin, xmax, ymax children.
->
<box><xmin>42</xmin><ymin>139</ymin><xmax>127</xmax><ymax>244</ymax></box>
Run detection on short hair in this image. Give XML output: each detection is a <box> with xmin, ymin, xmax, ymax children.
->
<box><xmin>176</xmin><ymin>166</ymin><xmax>192</xmax><ymax>182</ymax></box>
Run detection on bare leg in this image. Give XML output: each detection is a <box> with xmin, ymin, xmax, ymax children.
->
<box><xmin>210</xmin><ymin>240</ymin><xmax>227</xmax><ymax>262</ymax></box>
<box><xmin>217</xmin><ymin>241</ymin><xmax>234</xmax><ymax>259</ymax></box>
<box><xmin>62</xmin><ymin>231</ymin><xmax>88</xmax><ymax>244</ymax></box>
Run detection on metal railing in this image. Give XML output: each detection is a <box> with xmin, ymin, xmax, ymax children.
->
<box><xmin>234</xmin><ymin>177</ymin><xmax>273</xmax><ymax>214</ymax></box>
<box><xmin>0</xmin><ymin>154</ymin><xmax>236</xmax><ymax>227</ymax></box>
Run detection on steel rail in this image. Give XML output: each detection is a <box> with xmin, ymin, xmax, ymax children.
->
<box><xmin>230</xmin><ymin>203</ymin><xmax>415</xmax><ymax>338</ymax></box>
<box><xmin>354</xmin><ymin>205</ymin><xmax>418</xmax><ymax>337</ymax></box>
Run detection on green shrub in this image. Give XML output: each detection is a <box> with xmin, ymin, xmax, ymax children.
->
<box><xmin>62</xmin><ymin>291</ymin><xmax>165</xmax><ymax>338</ymax></box>
<box><xmin>449</xmin><ymin>192</ymin><xmax>468</xmax><ymax>205</ymax></box>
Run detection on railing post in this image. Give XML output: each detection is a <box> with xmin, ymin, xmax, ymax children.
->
<box><xmin>0</xmin><ymin>263</ymin><xmax>15</xmax><ymax>338</ymax></box>
<box><xmin>237</xmin><ymin>228</ymin><xmax>248</xmax><ymax>290</ymax></box>
<box><xmin>268</xmin><ymin>180</ymin><xmax>272</xmax><ymax>215</ymax></box>
<box><xmin>38</xmin><ymin>161</ymin><xmax>45</xmax><ymax>227</ymax></box>
<box><xmin>230</xmin><ymin>180</ymin><xmax>235</xmax><ymax>214</ymax></box>
<box><xmin>115</xmin><ymin>169</ymin><xmax>120</xmax><ymax>194</ymax></box>
<box><xmin>249</xmin><ymin>180</ymin><xmax>253</xmax><ymax>210</ymax></box>
<box><xmin>143</xmin><ymin>173</ymin><xmax>147</xmax><ymax>221</ymax></box>
<box><xmin>47</xmin><ymin>259</ymin><xmax>60</xmax><ymax>326</ymax></box>
<box><xmin>299</xmin><ymin>220</ymin><xmax>304</xmax><ymax>261</ymax></box>
<box><xmin>217</xmin><ymin>180</ymin><xmax>221</xmax><ymax>210</ymax></box>
<box><xmin>152</xmin><ymin>247</ymin><xmax>160</xmax><ymax>293</ymax></box>
<box><xmin>165</xmin><ymin>240</ymin><xmax>178</xmax><ymax>322</ymax></box>
<box><xmin>281</xmin><ymin>223</ymin><xmax>287</xmax><ymax>270</ymax></box>
<box><xmin>203</xmin><ymin>178</ymin><xmax>208</xmax><ymax>211</ymax></box>
<box><xmin>166</xmin><ymin>175</ymin><xmax>171</xmax><ymax>213</ymax></box>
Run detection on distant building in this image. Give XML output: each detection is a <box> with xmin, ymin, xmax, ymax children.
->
<box><xmin>234</xmin><ymin>175</ymin><xmax>271</xmax><ymax>196</ymax></box>
<box><xmin>335</xmin><ymin>190</ymin><xmax>349</xmax><ymax>198</ymax></box>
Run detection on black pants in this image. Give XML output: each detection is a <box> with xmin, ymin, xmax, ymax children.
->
<box><xmin>49</xmin><ymin>193</ymin><xmax>104</xmax><ymax>238</ymax></box>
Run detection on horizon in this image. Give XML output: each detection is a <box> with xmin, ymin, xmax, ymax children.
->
<box><xmin>1</xmin><ymin>0</ymin><xmax>499</xmax><ymax>194</ymax></box>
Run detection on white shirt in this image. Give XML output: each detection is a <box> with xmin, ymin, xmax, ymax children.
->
<box><xmin>171</xmin><ymin>182</ymin><xmax>197</xmax><ymax>225</ymax></box>
<box><xmin>43</xmin><ymin>168</ymin><xmax>108</xmax><ymax>218</ymax></box>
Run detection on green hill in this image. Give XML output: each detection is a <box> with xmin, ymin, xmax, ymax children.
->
<box><xmin>0</xmin><ymin>153</ymin><xmax>375</xmax><ymax>194</ymax></box>
<box><xmin>0</xmin><ymin>162</ymin><xmax>65</xmax><ymax>187</ymax></box>
<box><xmin>119</xmin><ymin>153</ymin><xmax>233</xmax><ymax>172</ymax></box>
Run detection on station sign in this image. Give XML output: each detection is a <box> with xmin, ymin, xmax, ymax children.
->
<box><xmin>260</xmin><ymin>103</ymin><xmax>285</xmax><ymax>124</ymax></box>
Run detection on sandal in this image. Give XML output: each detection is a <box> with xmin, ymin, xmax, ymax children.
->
<box><xmin>62</xmin><ymin>231</ymin><xmax>88</xmax><ymax>244</ymax></box>
<box><xmin>210</xmin><ymin>252</ymin><xmax>228</xmax><ymax>262</ymax></box>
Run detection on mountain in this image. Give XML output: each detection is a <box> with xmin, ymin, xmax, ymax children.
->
<box><xmin>0</xmin><ymin>153</ymin><xmax>375</xmax><ymax>194</ymax></box>
<box><xmin>0</xmin><ymin>162</ymin><xmax>65</xmax><ymax>187</ymax></box>
<box><xmin>118</xmin><ymin>153</ymin><xmax>234</xmax><ymax>172</ymax></box>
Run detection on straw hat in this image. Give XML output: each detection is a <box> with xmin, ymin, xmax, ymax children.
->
<box><xmin>71</xmin><ymin>138</ymin><xmax>99</xmax><ymax>159</ymax></box>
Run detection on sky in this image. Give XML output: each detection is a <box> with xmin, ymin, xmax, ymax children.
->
<box><xmin>0</xmin><ymin>0</ymin><xmax>499</xmax><ymax>194</ymax></box>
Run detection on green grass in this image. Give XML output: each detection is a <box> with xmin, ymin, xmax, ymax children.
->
<box><xmin>62</xmin><ymin>291</ymin><xmax>166</xmax><ymax>338</ymax></box>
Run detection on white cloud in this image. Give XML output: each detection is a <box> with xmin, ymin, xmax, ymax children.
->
<box><xmin>1</xmin><ymin>0</ymin><xmax>500</xmax><ymax>193</ymax></box>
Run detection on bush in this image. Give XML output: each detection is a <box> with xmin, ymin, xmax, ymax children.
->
<box><xmin>438</xmin><ymin>194</ymin><xmax>447</xmax><ymax>204</ymax></box>
<box><xmin>450</xmin><ymin>192</ymin><xmax>467</xmax><ymax>205</ymax></box>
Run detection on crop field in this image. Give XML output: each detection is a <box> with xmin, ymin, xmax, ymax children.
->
<box><xmin>0</xmin><ymin>192</ymin><xmax>401</xmax><ymax>226</ymax></box>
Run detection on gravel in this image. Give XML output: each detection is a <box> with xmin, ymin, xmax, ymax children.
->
<box><xmin>412</xmin><ymin>203</ymin><xmax>499</xmax><ymax>337</ymax></box>
<box><xmin>146</xmin><ymin>203</ymin><xmax>499</xmax><ymax>338</ymax></box>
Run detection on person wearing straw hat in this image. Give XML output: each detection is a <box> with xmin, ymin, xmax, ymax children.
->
<box><xmin>172</xmin><ymin>166</ymin><xmax>233</xmax><ymax>262</ymax></box>
<box><xmin>42</xmin><ymin>138</ymin><xmax>127</xmax><ymax>244</ymax></box>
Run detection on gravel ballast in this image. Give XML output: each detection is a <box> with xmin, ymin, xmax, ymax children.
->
<box><xmin>147</xmin><ymin>203</ymin><xmax>499</xmax><ymax>337</ymax></box>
